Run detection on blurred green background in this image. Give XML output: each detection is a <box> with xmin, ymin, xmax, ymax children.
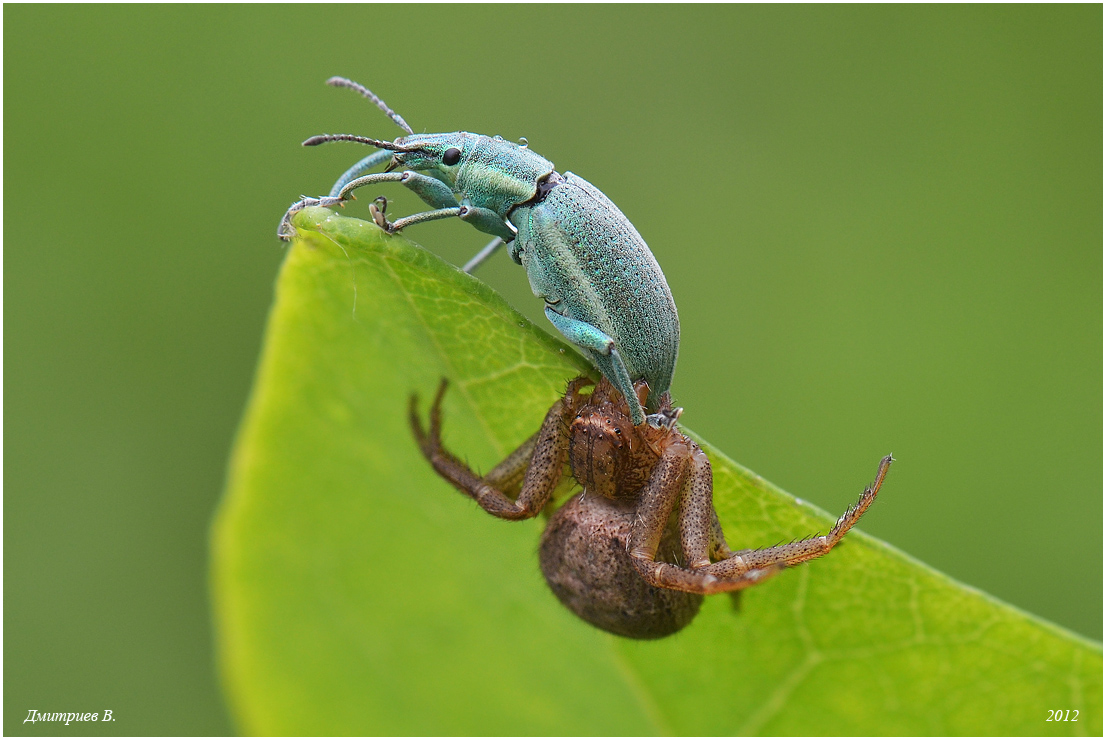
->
<box><xmin>5</xmin><ymin>5</ymin><xmax>1100</xmax><ymax>735</ymax></box>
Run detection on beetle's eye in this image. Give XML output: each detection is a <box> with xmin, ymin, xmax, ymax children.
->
<box><xmin>443</xmin><ymin>147</ymin><xmax>461</xmax><ymax>166</ymax></box>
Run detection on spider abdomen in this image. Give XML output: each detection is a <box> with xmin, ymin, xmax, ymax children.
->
<box><xmin>539</xmin><ymin>492</ymin><xmax>702</xmax><ymax>640</ymax></box>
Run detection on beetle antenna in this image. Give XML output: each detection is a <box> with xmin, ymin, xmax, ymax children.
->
<box><xmin>326</xmin><ymin>76</ymin><xmax>415</xmax><ymax>135</ymax></box>
<box><xmin>302</xmin><ymin>134</ymin><xmax>413</xmax><ymax>152</ymax></box>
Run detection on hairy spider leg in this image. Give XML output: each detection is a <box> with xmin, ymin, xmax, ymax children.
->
<box><xmin>409</xmin><ymin>377</ymin><xmax>594</xmax><ymax>521</ymax></box>
<box><xmin>703</xmin><ymin>455</ymin><xmax>893</xmax><ymax>578</ymax></box>
<box><xmin>627</xmin><ymin>438</ymin><xmax>784</xmax><ymax>595</ymax></box>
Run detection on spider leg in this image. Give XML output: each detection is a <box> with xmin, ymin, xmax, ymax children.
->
<box><xmin>704</xmin><ymin>455</ymin><xmax>894</xmax><ymax>578</ymax></box>
<box><xmin>709</xmin><ymin>507</ymin><xmax>736</xmax><ymax>561</ymax></box>
<box><xmin>677</xmin><ymin>443</ymin><xmax>714</xmax><ymax>569</ymax></box>
<box><xmin>627</xmin><ymin>436</ymin><xmax>784</xmax><ymax>594</ymax></box>
<box><xmin>409</xmin><ymin>377</ymin><xmax>591</xmax><ymax>521</ymax></box>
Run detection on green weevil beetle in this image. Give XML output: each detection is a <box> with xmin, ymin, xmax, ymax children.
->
<box><xmin>280</xmin><ymin>77</ymin><xmax>679</xmax><ymax>426</ymax></box>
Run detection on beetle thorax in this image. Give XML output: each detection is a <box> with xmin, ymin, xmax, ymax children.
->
<box><xmin>455</xmin><ymin>135</ymin><xmax>555</xmax><ymax>217</ymax></box>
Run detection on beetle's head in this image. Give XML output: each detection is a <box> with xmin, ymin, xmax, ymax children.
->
<box><xmin>300</xmin><ymin>78</ymin><xmax>472</xmax><ymax>183</ymax></box>
<box><xmin>303</xmin><ymin>77</ymin><xmax>555</xmax><ymax>217</ymax></box>
<box><xmin>300</xmin><ymin>131</ymin><xmax>469</xmax><ymax>179</ymax></box>
<box><xmin>384</xmin><ymin>132</ymin><xmax>473</xmax><ymax>183</ymax></box>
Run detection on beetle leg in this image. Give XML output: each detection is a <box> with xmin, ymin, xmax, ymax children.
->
<box><xmin>367</xmin><ymin>196</ymin><xmax>391</xmax><ymax>230</ymax></box>
<box><xmin>458</xmin><ymin>204</ymin><xmax>518</xmax><ymax>242</ymax></box>
<box><xmin>542</xmin><ymin>308</ymin><xmax>647</xmax><ymax>426</ymax></box>
<box><xmin>277</xmin><ymin>195</ymin><xmax>346</xmax><ymax>240</ymax></box>
<box><xmin>278</xmin><ymin>172</ymin><xmax>412</xmax><ymax>240</ymax></box>
<box><xmin>329</xmin><ymin>171</ymin><xmax>408</xmax><ymax>202</ymax></box>
<box><xmin>341</xmin><ymin>170</ymin><xmax>518</xmax><ymax>241</ymax></box>
<box><xmin>335</xmin><ymin>172</ymin><xmax>459</xmax><ymax>234</ymax></box>
<box><xmin>703</xmin><ymin>455</ymin><xmax>894</xmax><ymax>578</ymax></box>
<box><xmin>337</xmin><ymin>170</ymin><xmax>450</xmax><ymax>207</ymax></box>
<box><xmin>327</xmin><ymin>150</ymin><xmax>395</xmax><ymax>197</ymax></box>
<box><xmin>409</xmin><ymin>378</ymin><xmax>590</xmax><ymax>521</ymax></box>
<box><xmin>386</xmin><ymin>207</ymin><xmax>464</xmax><ymax>233</ymax></box>
<box><xmin>463</xmin><ymin>238</ymin><xmax>505</xmax><ymax>274</ymax></box>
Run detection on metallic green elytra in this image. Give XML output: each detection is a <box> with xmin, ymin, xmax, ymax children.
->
<box><xmin>280</xmin><ymin>77</ymin><xmax>679</xmax><ymax>425</ymax></box>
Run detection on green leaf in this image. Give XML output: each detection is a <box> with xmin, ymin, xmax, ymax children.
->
<box><xmin>212</xmin><ymin>208</ymin><xmax>1101</xmax><ymax>735</ymax></box>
